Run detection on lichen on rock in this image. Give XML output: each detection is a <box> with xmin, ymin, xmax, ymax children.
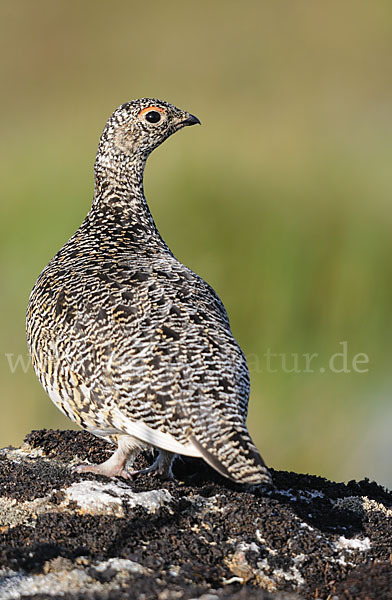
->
<box><xmin>0</xmin><ymin>429</ymin><xmax>391</xmax><ymax>599</ymax></box>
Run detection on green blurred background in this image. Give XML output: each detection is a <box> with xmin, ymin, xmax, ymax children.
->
<box><xmin>1</xmin><ymin>0</ymin><xmax>391</xmax><ymax>487</ymax></box>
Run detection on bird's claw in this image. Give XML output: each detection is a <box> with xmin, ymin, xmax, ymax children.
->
<box><xmin>72</xmin><ymin>462</ymin><xmax>133</xmax><ymax>480</ymax></box>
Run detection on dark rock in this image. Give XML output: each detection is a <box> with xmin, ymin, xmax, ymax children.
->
<box><xmin>0</xmin><ymin>429</ymin><xmax>391</xmax><ymax>599</ymax></box>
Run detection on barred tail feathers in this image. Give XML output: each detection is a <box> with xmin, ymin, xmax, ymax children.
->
<box><xmin>189</xmin><ymin>426</ymin><xmax>272</xmax><ymax>485</ymax></box>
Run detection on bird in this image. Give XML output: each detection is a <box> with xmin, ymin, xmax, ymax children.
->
<box><xmin>26</xmin><ymin>98</ymin><xmax>271</xmax><ymax>485</ymax></box>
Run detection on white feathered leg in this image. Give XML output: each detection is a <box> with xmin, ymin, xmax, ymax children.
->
<box><xmin>73</xmin><ymin>435</ymin><xmax>143</xmax><ymax>479</ymax></box>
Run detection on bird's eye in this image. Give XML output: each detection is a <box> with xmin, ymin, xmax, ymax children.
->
<box><xmin>145</xmin><ymin>110</ymin><xmax>162</xmax><ymax>124</ymax></box>
<box><xmin>138</xmin><ymin>106</ymin><xmax>166</xmax><ymax>124</ymax></box>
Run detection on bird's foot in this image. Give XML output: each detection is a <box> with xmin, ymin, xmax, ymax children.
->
<box><xmin>72</xmin><ymin>462</ymin><xmax>132</xmax><ymax>480</ymax></box>
<box><xmin>72</xmin><ymin>441</ymin><xmax>135</xmax><ymax>479</ymax></box>
<box><xmin>130</xmin><ymin>450</ymin><xmax>175</xmax><ymax>480</ymax></box>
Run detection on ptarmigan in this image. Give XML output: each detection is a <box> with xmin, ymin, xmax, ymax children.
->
<box><xmin>26</xmin><ymin>99</ymin><xmax>271</xmax><ymax>485</ymax></box>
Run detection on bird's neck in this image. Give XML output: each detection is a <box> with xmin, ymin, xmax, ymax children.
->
<box><xmin>91</xmin><ymin>151</ymin><xmax>159</xmax><ymax>236</ymax></box>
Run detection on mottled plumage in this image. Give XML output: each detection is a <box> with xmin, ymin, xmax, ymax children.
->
<box><xmin>26</xmin><ymin>98</ymin><xmax>271</xmax><ymax>485</ymax></box>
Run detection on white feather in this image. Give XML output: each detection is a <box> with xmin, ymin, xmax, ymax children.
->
<box><xmin>111</xmin><ymin>408</ymin><xmax>202</xmax><ymax>457</ymax></box>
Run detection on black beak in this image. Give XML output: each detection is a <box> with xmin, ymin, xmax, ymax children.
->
<box><xmin>182</xmin><ymin>113</ymin><xmax>201</xmax><ymax>127</ymax></box>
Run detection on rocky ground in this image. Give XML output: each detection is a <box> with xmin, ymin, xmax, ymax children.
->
<box><xmin>0</xmin><ymin>430</ymin><xmax>391</xmax><ymax>599</ymax></box>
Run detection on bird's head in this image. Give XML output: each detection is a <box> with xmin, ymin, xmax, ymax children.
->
<box><xmin>96</xmin><ymin>98</ymin><xmax>200</xmax><ymax>167</ymax></box>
